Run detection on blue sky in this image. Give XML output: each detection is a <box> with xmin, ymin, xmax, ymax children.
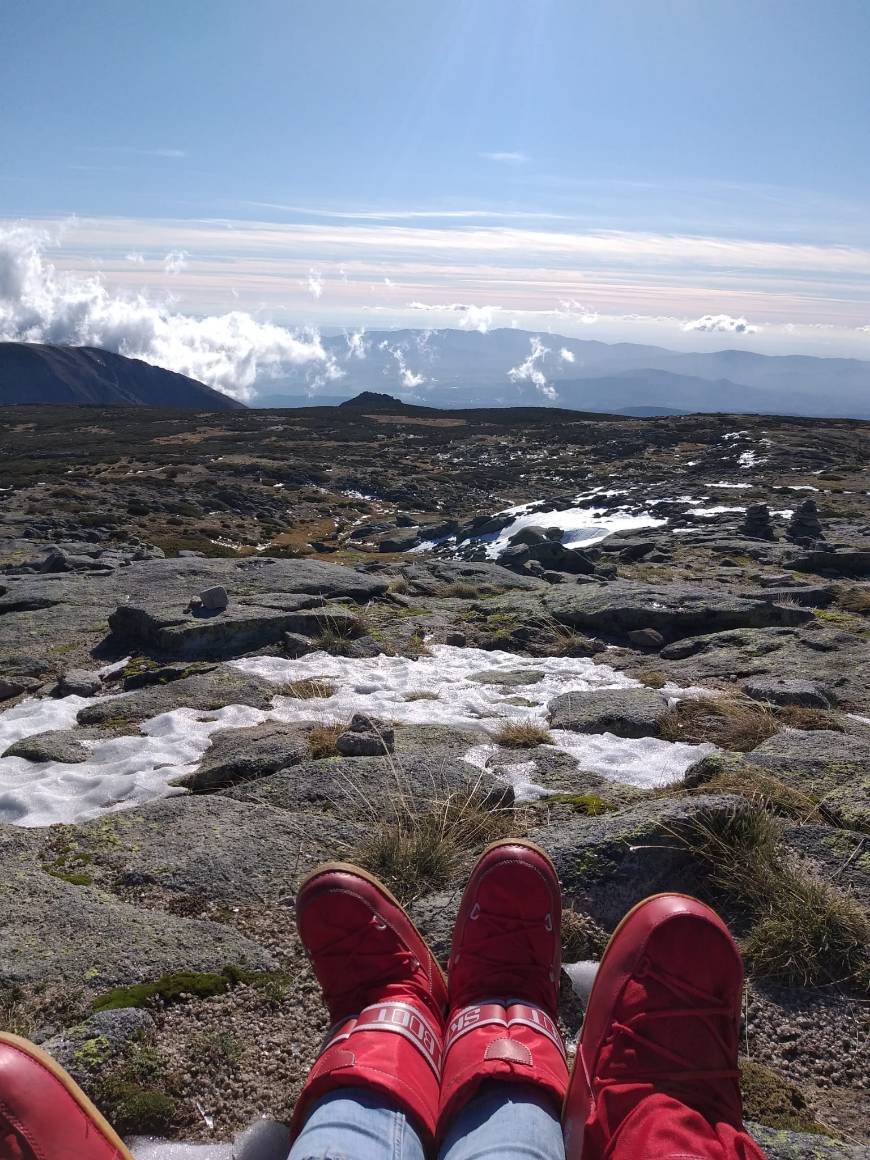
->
<box><xmin>1</xmin><ymin>0</ymin><xmax>869</xmax><ymax>395</ymax></box>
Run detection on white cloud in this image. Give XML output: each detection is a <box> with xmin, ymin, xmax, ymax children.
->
<box><xmin>0</xmin><ymin>225</ymin><xmax>330</xmax><ymax>401</ymax></box>
<box><xmin>378</xmin><ymin>340</ymin><xmax>425</xmax><ymax>389</ymax></box>
<box><xmin>345</xmin><ymin>328</ymin><xmax>367</xmax><ymax>358</ymax></box>
<box><xmin>508</xmin><ymin>336</ymin><xmax>557</xmax><ymax>400</ymax></box>
<box><xmin>304</xmin><ymin>268</ymin><xmax>324</xmax><ymax>299</ymax></box>
<box><xmin>560</xmin><ymin>347</ymin><xmax>575</xmax><ymax>362</ymax></box>
<box><xmin>125</xmin><ymin>251</ymin><xmax>145</xmax><ymax>264</ymax></box>
<box><xmin>407</xmin><ymin>301</ymin><xmax>500</xmax><ymax>333</ymax></box>
<box><xmin>683</xmin><ymin>313</ymin><xmax>758</xmax><ymax>334</ymax></box>
<box><xmin>556</xmin><ymin>300</ymin><xmax>600</xmax><ymax>325</ymax></box>
<box><xmin>162</xmin><ymin>249</ymin><xmax>188</xmax><ymax>275</ymax></box>
<box><xmin>480</xmin><ymin>152</ymin><xmax>528</xmax><ymax>164</ymax></box>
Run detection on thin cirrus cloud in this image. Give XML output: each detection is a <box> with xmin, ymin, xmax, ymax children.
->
<box><xmin>244</xmin><ymin>202</ymin><xmax>564</xmax><ymax>221</ymax></box>
<box><xmin>11</xmin><ymin>215</ymin><xmax>870</xmax><ymax>357</ymax></box>
<box><xmin>87</xmin><ymin>146</ymin><xmax>188</xmax><ymax>159</ymax></box>
<box><xmin>480</xmin><ymin>151</ymin><xmax>529</xmax><ymax>164</ymax></box>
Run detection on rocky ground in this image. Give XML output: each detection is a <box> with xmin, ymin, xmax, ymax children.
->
<box><xmin>0</xmin><ymin>401</ymin><xmax>868</xmax><ymax>1157</ymax></box>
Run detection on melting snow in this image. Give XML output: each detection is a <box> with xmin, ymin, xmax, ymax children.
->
<box><xmin>737</xmin><ymin>450</ymin><xmax>766</xmax><ymax>468</ymax></box>
<box><xmin>709</xmin><ymin>481</ymin><xmax>753</xmax><ymax>489</ymax></box>
<box><xmin>0</xmin><ymin>647</ymin><xmax>716</xmax><ymax>826</ymax></box>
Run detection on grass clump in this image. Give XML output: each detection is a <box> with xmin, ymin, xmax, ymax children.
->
<box><xmin>674</xmin><ymin>806</ymin><xmax>870</xmax><ymax>990</ymax></box>
<box><xmin>635</xmin><ymin>669</ymin><xmax>668</xmax><ymax>690</ymax></box>
<box><xmin>357</xmin><ymin>785</ymin><xmax>515</xmax><ymax>904</ymax></box>
<box><xmin>307</xmin><ymin>720</ymin><xmax>346</xmax><ymax>759</ymax></box>
<box><xmin>658</xmin><ymin>698</ymin><xmax>778</xmax><ymax>752</ymax></box>
<box><xmin>281</xmin><ymin>678</ymin><xmax>335</xmax><ymax>700</ymax></box>
<box><xmin>442</xmin><ymin>581</ymin><xmax>483</xmax><ymax>599</ymax></box>
<box><xmin>0</xmin><ymin>983</ymin><xmax>87</xmax><ymax>1040</ymax></box>
<box><xmin>493</xmin><ymin>719</ymin><xmax>553</xmax><ymax>748</ymax></box>
<box><xmin>686</xmin><ymin>766</ymin><xmax>823</xmax><ymax>822</ymax></box>
<box><xmin>314</xmin><ymin>629</ymin><xmax>356</xmax><ymax>656</ymax></box>
<box><xmin>404</xmin><ymin>689</ymin><xmax>440</xmax><ymax>701</ymax></box>
<box><xmin>561</xmin><ymin>908</ymin><xmax>609</xmax><ymax>960</ymax></box>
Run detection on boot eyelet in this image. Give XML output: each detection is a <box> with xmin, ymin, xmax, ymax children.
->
<box><xmin>545</xmin><ymin>913</ymin><xmax>553</xmax><ymax>932</ymax></box>
<box><xmin>373</xmin><ymin>915</ymin><xmax>387</xmax><ymax>930</ymax></box>
<box><xmin>470</xmin><ymin>903</ymin><xmax>481</xmax><ymax>920</ymax></box>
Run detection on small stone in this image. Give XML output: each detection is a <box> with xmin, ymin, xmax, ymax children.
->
<box><xmin>56</xmin><ymin>669</ymin><xmax>102</xmax><ymax>698</ymax></box>
<box><xmin>336</xmin><ymin>713</ymin><xmax>395</xmax><ymax>756</ymax></box>
<box><xmin>282</xmin><ymin>632</ymin><xmax>315</xmax><ymax>658</ymax></box>
<box><xmin>626</xmin><ymin>628</ymin><xmax>665</xmax><ymax>651</ymax></box>
<box><xmin>199</xmin><ymin>585</ymin><xmax>229</xmax><ymax>611</ymax></box>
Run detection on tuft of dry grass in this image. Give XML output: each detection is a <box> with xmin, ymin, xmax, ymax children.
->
<box><xmin>686</xmin><ymin>767</ymin><xmax>825</xmax><ymax>822</ymax></box>
<box><xmin>636</xmin><ymin>669</ymin><xmax>669</xmax><ymax>689</ymax></box>
<box><xmin>354</xmin><ymin>768</ymin><xmax>516</xmax><ymax>905</ymax></box>
<box><xmin>307</xmin><ymin>721</ymin><xmax>346</xmax><ymax>759</ymax></box>
<box><xmin>280</xmin><ymin>678</ymin><xmax>335</xmax><ymax>700</ymax></box>
<box><xmin>493</xmin><ymin>719</ymin><xmax>553</xmax><ymax>748</ymax></box>
<box><xmin>658</xmin><ymin>697</ymin><xmax>778</xmax><ymax>752</ymax></box>
<box><xmin>404</xmin><ymin>689</ymin><xmax>440</xmax><ymax>701</ymax></box>
<box><xmin>442</xmin><ymin>581</ymin><xmax>483</xmax><ymax>599</ymax></box>
<box><xmin>773</xmin><ymin>705</ymin><xmax>843</xmax><ymax>732</ymax></box>
<box><xmin>673</xmin><ymin>806</ymin><xmax>870</xmax><ymax>990</ymax></box>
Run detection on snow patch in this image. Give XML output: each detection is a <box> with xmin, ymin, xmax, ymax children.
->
<box><xmin>0</xmin><ymin>648</ymin><xmax>718</xmax><ymax>825</ymax></box>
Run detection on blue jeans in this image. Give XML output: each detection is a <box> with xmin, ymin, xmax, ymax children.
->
<box><xmin>288</xmin><ymin>1083</ymin><xmax>566</xmax><ymax>1160</ymax></box>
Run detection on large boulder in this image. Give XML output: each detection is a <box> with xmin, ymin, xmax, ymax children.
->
<box><xmin>173</xmin><ymin>721</ymin><xmax>311</xmax><ymax>791</ymax></box>
<box><xmin>57</xmin><ymin>794</ymin><xmax>357</xmax><ymax>904</ymax></box>
<box><xmin>741</xmin><ymin>677</ymin><xmax>834</xmax><ymax>709</ymax></box>
<box><xmin>223</xmin><ymin>753</ymin><xmax>510</xmax><ymax>817</ymax></box>
<box><xmin>543</xmin><ymin>581</ymin><xmax>812</xmax><ymax>642</ymax></box>
<box><xmin>527</xmin><ymin>794</ymin><xmax>750</xmax><ymax>928</ymax></box>
<box><xmin>77</xmin><ymin>666</ymin><xmax>277</xmax><ymax>726</ymax></box>
<box><xmin>2</xmin><ymin>729</ymin><xmax>91</xmax><ymax>763</ymax></box>
<box><xmin>108</xmin><ymin>597</ymin><xmax>322</xmax><ymax>660</ymax></box>
<box><xmin>548</xmin><ymin>688</ymin><xmax>669</xmax><ymax>738</ymax></box>
<box><xmin>748</xmin><ymin>728</ymin><xmax>870</xmax><ymax>831</ymax></box>
<box><xmin>0</xmin><ymin>824</ymin><xmax>274</xmax><ymax>987</ymax></box>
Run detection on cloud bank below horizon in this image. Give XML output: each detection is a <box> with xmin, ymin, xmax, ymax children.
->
<box><xmin>0</xmin><ymin>226</ymin><xmax>337</xmax><ymax>400</ymax></box>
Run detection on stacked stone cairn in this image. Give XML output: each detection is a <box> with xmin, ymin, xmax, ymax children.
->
<box><xmin>738</xmin><ymin>503</ymin><xmax>775</xmax><ymax>540</ymax></box>
<box><xmin>786</xmin><ymin>498</ymin><xmax>824</xmax><ymax>545</ymax></box>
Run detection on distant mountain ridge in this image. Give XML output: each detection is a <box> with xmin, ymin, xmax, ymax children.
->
<box><xmin>0</xmin><ymin>343</ymin><xmax>245</xmax><ymax>410</ymax></box>
<box><xmin>258</xmin><ymin>328</ymin><xmax>870</xmax><ymax>419</ymax></box>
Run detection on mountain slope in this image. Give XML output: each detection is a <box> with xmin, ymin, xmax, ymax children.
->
<box><xmin>258</xmin><ymin>328</ymin><xmax>870</xmax><ymax>418</ymax></box>
<box><xmin>0</xmin><ymin>343</ymin><xmax>245</xmax><ymax>410</ymax></box>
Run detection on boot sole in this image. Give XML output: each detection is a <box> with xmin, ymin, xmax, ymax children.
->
<box><xmin>0</xmin><ymin>1031</ymin><xmax>135</xmax><ymax>1160</ymax></box>
<box><xmin>297</xmin><ymin>860</ymin><xmax>448</xmax><ymax>988</ymax></box>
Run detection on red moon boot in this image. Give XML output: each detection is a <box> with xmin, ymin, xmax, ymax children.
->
<box><xmin>289</xmin><ymin>862</ymin><xmax>448</xmax><ymax>1147</ymax></box>
<box><xmin>564</xmin><ymin>893</ymin><xmax>766</xmax><ymax>1160</ymax></box>
<box><xmin>439</xmin><ymin>840</ymin><xmax>569</xmax><ymax>1131</ymax></box>
<box><xmin>0</xmin><ymin>1032</ymin><xmax>134</xmax><ymax>1160</ymax></box>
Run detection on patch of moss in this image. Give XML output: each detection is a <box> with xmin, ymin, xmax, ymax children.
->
<box><xmin>546</xmin><ymin>793</ymin><xmax>612</xmax><ymax>816</ymax></box>
<box><xmin>814</xmin><ymin>608</ymin><xmax>867</xmax><ymax>636</ymax></box>
<box><xmin>73</xmin><ymin>1035</ymin><xmax>112</xmax><ymax>1068</ymax></box>
<box><xmin>92</xmin><ymin>971</ymin><xmax>230</xmax><ymax>1011</ymax></box>
<box><xmin>45</xmin><ymin>868</ymin><xmax>94</xmax><ymax>886</ymax></box>
<box><xmin>740</xmin><ymin>1059</ymin><xmax>830</xmax><ymax>1135</ymax></box>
